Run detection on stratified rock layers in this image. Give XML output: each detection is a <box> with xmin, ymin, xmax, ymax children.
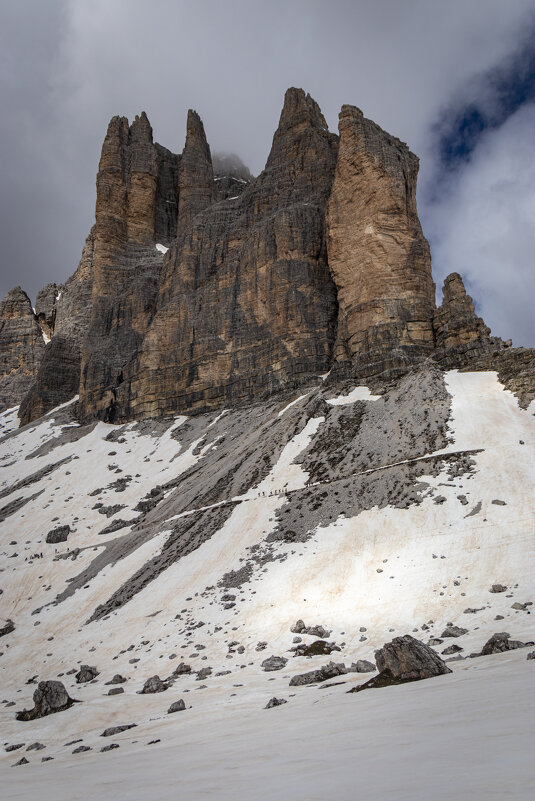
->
<box><xmin>326</xmin><ymin>105</ymin><xmax>435</xmax><ymax>376</ymax></box>
<box><xmin>6</xmin><ymin>87</ymin><xmax>524</xmax><ymax>425</ymax></box>
<box><xmin>78</xmin><ymin>113</ymin><xmax>180</xmax><ymax>421</ymax></box>
<box><xmin>0</xmin><ymin>288</ymin><xmax>45</xmax><ymax>411</ymax></box>
<box><xmin>110</xmin><ymin>89</ymin><xmax>339</xmax><ymax>420</ymax></box>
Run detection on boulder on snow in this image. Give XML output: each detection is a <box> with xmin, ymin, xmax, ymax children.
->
<box><xmin>167</xmin><ymin>699</ymin><xmax>186</xmax><ymax>714</ymax></box>
<box><xmin>171</xmin><ymin>662</ymin><xmax>192</xmax><ymax>676</ymax></box>
<box><xmin>265</xmin><ymin>697</ymin><xmax>288</xmax><ymax>708</ymax></box>
<box><xmin>527</xmin><ymin>651</ymin><xmax>535</xmax><ymax>660</ymax></box>
<box><xmin>261</xmin><ymin>655</ymin><xmax>288</xmax><ymax>672</ymax></box>
<box><xmin>349</xmin><ymin>635</ymin><xmax>451</xmax><ymax>692</ymax></box>
<box><xmin>196</xmin><ymin>667</ymin><xmax>212</xmax><ymax>681</ymax></box>
<box><xmin>489</xmin><ymin>584</ymin><xmax>507</xmax><ymax>593</ymax></box>
<box><xmin>480</xmin><ymin>632</ymin><xmax>527</xmax><ymax>655</ymax></box>
<box><xmin>292</xmin><ymin>640</ymin><xmax>340</xmax><ymax>657</ymax></box>
<box><xmin>75</xmin><ymin>664</ymin><xmax>99</xmax><ymax>683</ymax></box>
<box><xmin>138</xmin><ymin>675</ymin><xmax>168</xmax><ymax>694</ymax></box>
<box><xmin>0</xmin><ymin>619</ymin><xmax>15</xmax><ymax>638</ymax></box>
<box><xmin>441</xmin><ymin>625</ymin><xmax>468</xmax><ymax>638</ymax></box>
<box><xmin>45</xmin><ymin>525</ymin><xmax>70</xmax><ymax>544</ymax></box>
<box><xmin>107</xmin><ymin>687</ymin><xmax>124</xmax><ymax>696</ymax></box>
<box><xmin>16</xmin><ymin>681</ymin><xmax>78</xmax><ymax>721</ymax></box>
<box><xmin>101</xmin><ymin>724</ymin><xmax>137</xmax><ymax>737</ymax></box>
<box><xmin>105</xmin><ymin>674</ymin><xmax>127</xmax><ymax>685</ymax></box>
<box><xmin>290</xmin><ymin>620</ymin><xmax>331</xmax><ymax>638</ymax></box>
<box><xmin>442</xmin><ymin>644</ymin><xmax>463</xmax><ymax>655</ymax></box>
<box><xmin>289</xmin><ymin>661</ymin><xmax>347</xmax><ymax>686</ymax></box>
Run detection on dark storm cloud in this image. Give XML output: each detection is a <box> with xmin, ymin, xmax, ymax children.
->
<box><xmin>1</xmin><ymin>0</ymin><xmax>534</xmax><ymax>345</ymax></box>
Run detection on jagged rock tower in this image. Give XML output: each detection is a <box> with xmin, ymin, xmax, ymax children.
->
<box><xmin>1</xmin><ymin>88</ymin><xmax>532</xmax><ymax>423</ymax></box>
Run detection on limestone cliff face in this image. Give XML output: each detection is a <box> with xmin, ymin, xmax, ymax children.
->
<box><xmin>9</xmin><ymin>87</ymin><xmax>519</xmax><ymax>426</ymax></box>
<box><xmin>18</xmin><ymin>229</ymin><xmax>95</xmax><ymax>424</ymax></box>
<box><xmin>77</xmin><ymin>114</ymin><xmax>180</xmax><ymax>421</ymax></box>
<box><xmin>177</xmin><ymin>110</ymin><xmax>214</xmax><ymax>233</ymax></box>
<box><xmin>326</xmin><ymin>105</ymin><xmax>435</xmax><ymax>377</ymax></box>
<box><xmin>111</xmin><ymin>88</ymin><xmax>339</xmax><ymax>420</ymax></box>
<box><xmin>0</xmin><ymin>287</ymin><xmax>45</xmax><ymax>411</ymax></box>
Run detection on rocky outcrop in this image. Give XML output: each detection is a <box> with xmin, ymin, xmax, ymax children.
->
<box><xmin>77</xmin><ymin>114</ymin><xmax>180</xmax><ymax>422</ymax></box>
<box><xmin>0</xmin><ymin>287</ymin><xmax>45</xmax><ymax>411</ymax></box>
<box><xmin>177</xmin><ymin>110</ymin><xmax>214</xmax><ymax>233</ymax></box>
<box><xmin>18</xmin><ymin>229</ymin><xmax>95</xmax><ymax>424</ymax></box>
<box><xmin>326</xmin><ymin>105</ymin><xmax>435</xmax><ymax>379</ymax></box>
<box><xmin>431</xmin><ymin>273</ymin><xmax>535</xmax><ymax>407</ymax></box>
<box><xmin>433</xmin><ymin>273</ymin><xmax>491</xmax><ymax>350</ymax></box>
<box><xmin>109</xmin><ymin>88</ymin><xmax>339</xmax><ymax>421</ymax></box>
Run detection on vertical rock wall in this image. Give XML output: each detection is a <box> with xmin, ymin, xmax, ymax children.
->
<box><xmin>326</xmin><ymin>105</ymin><xmax>436</xmax><ymax>377</ymax></box>
<box><xmin>18</xmin><ymin>229</ymin><xmax>95</xmax><ymax>424</ymax></box>
<box><xmin>0</xmin><ymin>287</ymin><xmax>45</xmax><ymax>411</ymax></box>
<box><xmin>78</xmin><ymin>113</ymin><xmax>180</xmax><ymax>421</ymax></box>
<box><xmin>116</xmin><ymin>88</ymin><xmax>339</xmax><ymax>420</ymax></box>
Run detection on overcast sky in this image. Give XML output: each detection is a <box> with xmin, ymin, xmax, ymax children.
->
<box><xmin>1</xmin><ymin>0</ymin><xmax>534</xmax><ymax>345</ymax></box>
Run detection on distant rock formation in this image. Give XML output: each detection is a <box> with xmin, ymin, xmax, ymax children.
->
<box><xmin>433</xmin><ymin>273</ymin><xmax>490</xmax><ymax>351</ymax></box>
<box><xmin>18</xmin><ymin>228</ymin><xmax>95</xmax><ymax>424</ymax></box>
<box><xmin>0</xmin><ymin>287</ymin><xmax>45</xmax><ymax>411</ymax></box>
<box><xmin>1</xmin><ymin>86</ymin><xmax>532</xmax><ymax>423</ymax></box>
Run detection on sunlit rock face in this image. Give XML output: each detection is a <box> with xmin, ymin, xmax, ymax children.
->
<box><xmin>326</xmin><ymin>104</ymin><xmax>436</xmax><ymax>379</ymax></box>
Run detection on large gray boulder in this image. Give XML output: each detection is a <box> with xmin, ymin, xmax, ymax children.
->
<box><xmin>261</xmin><ymin>655</ymin><xmax>288</xmax><ymax>672</ymax></box>
<box><xmin>45</xmin><ymin>525</ymin><xmax>70</xmax><ymax>544</ymax></box>
<box><xmin>167</xmin><ymin>699</ymin><xmax>186</xmax><ymax>714</ymax></box>
<box><xmin>75</xmin><ymin>664</ymin><xmax>99</xmax><ymax>683</ymax></box>
<box><xmin>349</xmin><ymin>635</ymin><xmax>451</xmax><ymax>692</ymax></box>
<box><xmin>16</xmin><ymin>681</ymin><xmax>77</xmax><ymax>721</ymax></box>
<box><xmin>137</xmin><ymin>675</ymin><xmax>168</xmax><ymax>694</ymax></box>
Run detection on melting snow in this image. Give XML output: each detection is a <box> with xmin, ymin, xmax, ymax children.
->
<box><xmin>327</xmin><ymin>386</ymin><xmax>380</xmax><ymax>405</ymax></box>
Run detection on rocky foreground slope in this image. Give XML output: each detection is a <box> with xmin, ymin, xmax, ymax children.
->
<box><xmin>0</xmin><ymin>366</ymin><xmax>533</xmax><ymax>795</ymax></box>
<box><xmin>2</xmin><ymin>87</ymin><xmax>534</xmax><ymax>426</ymax></box>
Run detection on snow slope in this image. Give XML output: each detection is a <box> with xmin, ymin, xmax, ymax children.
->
<box><xmin>0</xmin><ymin>370</ymin><xmax>533</xmax><ymax>798</ymax></box>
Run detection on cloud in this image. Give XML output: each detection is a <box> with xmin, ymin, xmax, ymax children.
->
<box><xmin>423</xmin><ymin>102</ymin><xmax>535</xmax><ymax>346</ymax></box>
<box><xmin>1</xmin><ymin>0</ymin><xmax>534</xmax><ymax>345</ymax></box>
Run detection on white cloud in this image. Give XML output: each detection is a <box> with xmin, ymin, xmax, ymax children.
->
<box><xmin>423</xmin><ymin>103</ymin><xmax>535</xmax><ymax>346</ymax></box>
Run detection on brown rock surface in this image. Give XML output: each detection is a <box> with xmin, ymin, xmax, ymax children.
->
<box><xmin>10</xmin><ymin>87</ymin><xmax>533</xmax><ymax>425</ymax></box>
<box><xmin>0</xmin><ymin>287</ymin><xmax>45</xmax><ymax>411</ymax></box>
<box><xmin>114</xmin><ymin>88</ymin><xmax>339</xmax><ymax>420</ymax></box>
<box><xmin>77</xmin><ymin>113</ymin><xmax>180</xmax><ymax>422</ymax></box>
<box><xmin>177</xmin><ymin>110</ymin><xmax>214</xmax><ymax>233</ymax></box>
<box><xmin>326</xmin><ymin>105</ymin><xmax>435</xmax><ymax>378</ymax></box>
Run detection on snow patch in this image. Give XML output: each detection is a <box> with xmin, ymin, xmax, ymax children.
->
<box><xmin>327</xmin><ymin>386</ymin><xmax>380</xmax><ymax>405</ymax></box>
